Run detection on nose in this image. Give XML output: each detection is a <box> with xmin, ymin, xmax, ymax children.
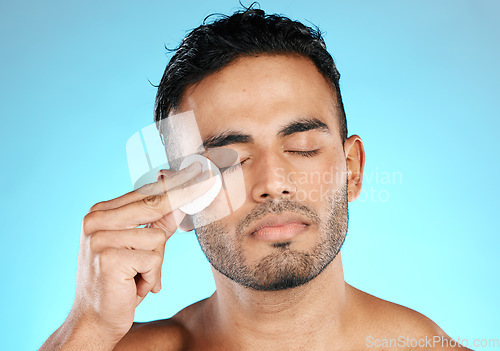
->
<box><xmin>250</xmin><ymin>152</ymin><xmax>297</xmax><ymax>202</ymax></box>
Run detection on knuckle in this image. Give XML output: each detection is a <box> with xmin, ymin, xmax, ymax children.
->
<box><xmin>82</xmin><ymin>211</ymin><xmax>100</xmax><ymax>235</ymax></box>
<box><xmin>89</xmin><ymin>231</ymin><xmax>104</xmax><ymax>252</ymax></box>
<box><xmin>142</xmin><ymin>194</ymin><xmax>163</xmax><ymax>209</ymax></box>
<box><xmin>152</xmin><ymin>251</ymin><xmax>163</xmax><ymax>265</ymax></box>
<box><xmin>154</xmin><ymin>229</ymin><xmax>168</xmax><ymax>245</ymax></box>
<box><xmin>141</xmin><ymin>250</ymin><xmax>161</xmax><ymax>266</ymax></box>
<box><xmin>99</xmin><ymin>248</ymin><xmax>119</xmax><ymax>268</ymax></box>
<box><xmin>136</xmin><ymin>251</ymin><xmax>150</xmax><ymax>266</ymax></box>
<box><xmin>89</xmin><ymin>201</ymin><xmax>106</xmax><ymax>213</ymax></box>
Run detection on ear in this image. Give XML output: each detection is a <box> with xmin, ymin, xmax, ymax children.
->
<box><xmin>343</xmin><ymin>135</ymin><xmax>365</xmax><ymax>202</ymax></box>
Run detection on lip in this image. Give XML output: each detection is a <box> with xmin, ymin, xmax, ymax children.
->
<box><xmin>247</xmin><ymin>213</ymin><xmax>311</xmax><ymax>242</ymax></box>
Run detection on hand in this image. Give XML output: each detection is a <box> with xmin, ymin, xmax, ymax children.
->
<box><xmin>42</xmin><ymin>162</ymin><xmax>215</xmax><ymax>350</ymax></box>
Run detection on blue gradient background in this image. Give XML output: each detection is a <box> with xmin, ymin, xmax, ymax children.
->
<box><xmin>1</xmin><ymin>1</ymin><xmax>498</xmax><ymax>350</ymax></box>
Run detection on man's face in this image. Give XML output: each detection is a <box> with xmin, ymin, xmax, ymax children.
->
<box><xmin>174</xmin><ymin>54</ymin><xmax>350</xmax><ymax>291</ymax></box>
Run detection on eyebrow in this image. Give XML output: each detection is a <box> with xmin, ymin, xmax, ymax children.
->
<box><xmin>277</xmin><ymin>117</ymin><xmax>330</xmax><ymax>137</ymax></box>
<box><xmin>199</xmin><ymin>116</ymin><xmax>330</xmax><ymax>151</ymax></box>
<box><xmin>199</xmin><ymin>132</ymin><xmax>254</xmax><ymax>151</ymax></box>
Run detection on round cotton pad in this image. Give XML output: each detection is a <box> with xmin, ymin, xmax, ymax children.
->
<box><xmin>178</xmin><ymin>154</ymin><xmax>223</xmax><ymax>215</ymax></box>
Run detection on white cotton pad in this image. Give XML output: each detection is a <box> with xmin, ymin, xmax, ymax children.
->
<box><xmin>178</xmin><ymin>154</ymin><xmax>223</xmax><ymax>215</ymax></box>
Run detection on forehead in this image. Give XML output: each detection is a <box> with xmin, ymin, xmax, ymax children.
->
<box><xmin>175</xmin><ymin>54</ymin><xmax>340</xmax><ymax>138</ymax></box>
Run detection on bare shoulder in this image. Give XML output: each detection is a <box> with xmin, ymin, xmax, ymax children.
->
<box><xmin>347</xmin><ymin>284</ymin><xmax>472</xmax><ymax>350</ymax></box>
<box><xmin>113</xmin><ymin>318</ymin><xmax>190</xmax><ymax>351</ymax></box>
<box><xmin>113</xmin><ymin>299</ymin><xmax>207</xmax><ymax>351</ymax></box>
<box><xmin>347</xmin><ymin>284</ymin><xmax>442</xmax><ymax>334</ymax></box>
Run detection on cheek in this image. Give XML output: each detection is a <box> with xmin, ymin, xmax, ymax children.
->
<box><xmin>190</xmin><ymin>165</ymin><xmax>247</xmax><ymax>228</ymax></box>
<box><xmin>191</xmin><ymin>194</ymin><xmax>232</xmax><ymax>228</ymax></box>
<box><xmin>191</xmin><ymin>181</ymin><xmax>246</xmax><ymax>228</ymax></box>
<box><xmin>293</xmin><ymin>161</ymin><xmax>346</xmax><ymax>204</ymax></box>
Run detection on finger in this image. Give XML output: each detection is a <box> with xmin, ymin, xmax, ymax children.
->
<box><xmin>100</xmin><ymin>248</ymin><xmax>163</xmax><ymax>297</ymax></box>
<box><xmin>151</xmin><ymin>209</ymin><xmax>187</xmax><ymax>234</ymax></box>
<box><xmin>151</xmin><ymin>281</ymin><xmax>162</xmax><ymax>294</ymax></box>
<box><xmin>154</xmin><ymin>209</ymin><xmax>194</xmax><ymax>232</ymax></box>
<box><xmin>83</xmin><ymin>170</ymin><xmax>217</xmax><ymax>234</ymax></box>
<box><xmin>90</xmin><ymin>227</ymin><xmax>167</xmax><ymax>253</ymax></box>
<box><xmin>134</xmin><ymin>281</ymin><xmax>162</xmax><ymax>307</ymax></box>
<box><xmin>89</xmin><ymin>162</ymin><xmax>203</xmax><ymax>212</ymax></box>
<box><xmin>133</xmin><ymin>259</ymin><xmax>162</xmax><ymax>298</ymax></box>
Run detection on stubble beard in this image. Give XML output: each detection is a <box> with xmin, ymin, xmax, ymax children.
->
<box><xmin>193</xmin><ymin>181</ymin><xmax>349</xmax><ymax>291</ymax></box>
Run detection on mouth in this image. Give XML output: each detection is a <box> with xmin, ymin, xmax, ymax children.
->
<box><xmin>248</xmin><ymin>213</ymin><xmax>311</xmax><ymax>242</ymax></box>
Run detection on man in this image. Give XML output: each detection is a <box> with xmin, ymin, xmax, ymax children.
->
<box><xmin>41</xmin><ymin>7</ymin><xmax>470</xmax><ymax>351</ymax></box>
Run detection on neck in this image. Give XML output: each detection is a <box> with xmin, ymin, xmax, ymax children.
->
<box><xmin>204</xmin><ymin>253</ymin><xmax>349</xmax><ymax>349</ymax></box>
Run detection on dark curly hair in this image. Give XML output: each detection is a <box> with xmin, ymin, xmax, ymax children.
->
<box><xmin>154</xmin><ymin>3</ymin><xmax>347</xmax><ymax>145</ymax></box>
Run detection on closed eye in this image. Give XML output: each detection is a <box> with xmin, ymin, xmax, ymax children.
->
<box><xmin>219</xmin><ymin>150</ymin><xmax>320</xmax><ymax>173</ymax></box>
<box><xmin>219</xmin><ymin>158</ymin><xmax>249</xmax><ymax>174</ymax></box>
<box><xmin>287</xmin><ymin>149</ymin><xmax>320</xmax><ymax>157</ymax></box>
